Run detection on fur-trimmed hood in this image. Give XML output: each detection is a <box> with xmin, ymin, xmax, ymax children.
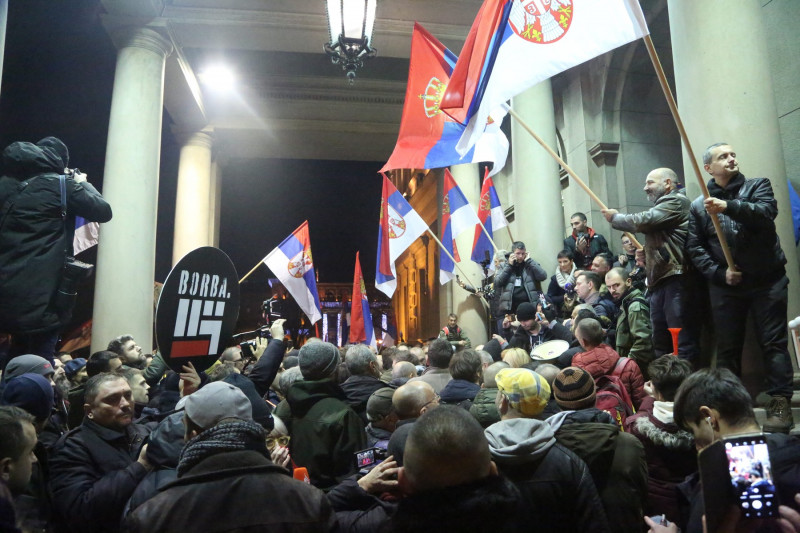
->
<box><xmin>631</xmin><ymin>416</ymin><xmax>694</xmax><ymax>451</ymax></box>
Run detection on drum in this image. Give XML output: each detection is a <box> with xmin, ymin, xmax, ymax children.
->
<box><xmin>530</xmin><ymin>339</ymin><xmax>570</xmax><ymax>361</ymax></box>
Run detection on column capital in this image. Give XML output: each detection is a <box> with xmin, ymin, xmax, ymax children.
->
<box><xmin>112</xmin><ymin>26</ymin><xmax>173</xmax><ymax>59</ymax></box>
<box><xmin>588</xmin><ymin>142</ymin><xmax>620</xmax><ymax>167</ymax></box>
<box><xmin>173</xmin><ymin>129</ymin><xmax>214</xmax><ymax>150</ymax></box>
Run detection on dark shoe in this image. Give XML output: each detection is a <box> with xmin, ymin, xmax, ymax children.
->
<box><xmin>763</xmin><ymin>396</ymin><xmax>794</xmax><ymax>434</ymax></box>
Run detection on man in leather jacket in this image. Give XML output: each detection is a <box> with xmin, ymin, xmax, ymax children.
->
<box><xmin>602</xmin><ymin>168</ymin><xmax>697</xmax><ymax>359</ymax></box>
<box><xmin>685</xmin><ymin>143</ymin><xmax>793</xmax><ymax>433</ymax></box>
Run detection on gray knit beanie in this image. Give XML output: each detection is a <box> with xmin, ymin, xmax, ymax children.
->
<box><xmin>299</xmin><ymin>341</ymin><xmax>340</xmax><ymax>380</ymax></box>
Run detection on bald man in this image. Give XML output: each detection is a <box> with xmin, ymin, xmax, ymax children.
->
<box><xmin>386</xmin><ymin>381</ymin><xmax>439</xmax><ymax>465</ymax></box>
<box><xmin>602</xmin><ymin>168</ymin><xmax>696</xmax><ymax>360</ymax></box>
<box><xmin>393</xmin><ymin>406</ymin><xmax>524</xmax><ymax>531</ymax></box>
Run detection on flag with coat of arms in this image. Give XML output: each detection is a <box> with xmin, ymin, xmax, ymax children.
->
<box><xmin>471</xmin><ymin>168</ymin><xmax>508</xmax><ymax>271</ymax></box>
<box><xmin>349</xmin><ymin>251</ymin><xmax>377</xmax><ymax>348</ymax></box>
<box><xmin>376</xmin><ymin>174</ymin><xmax>429</xmax><ymax>298</ymax></box>
<box><xmin>441</xmin><ymin>0</ymin><xmax>649</xmax><ymax>154</ymax></box>
<box><xmin>440</xmin><ymin>169</ymin><xmax>482</xmax><ymax>284</ymax></box>
<box><xmin>263</xmin><ymin>221</ymin><xmax>322</xmax><ymax>324</ymax></box>
<box><xmin>380</xmin><ymin>23</ymin><xmax>509</xmax><ymax>177</ymax></box>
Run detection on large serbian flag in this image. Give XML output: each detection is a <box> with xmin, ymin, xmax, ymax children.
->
<box><xmin>380</xmin><ymin>23</ymin><xmax>509</xmax><ymax>177</ymax></box>
<box><xmin>441</xmin><ymin>0</ymin><xmax>649</xmax><ymax>153</ymax></box>
<box><xmin>349</xmin><ymin>252</ymin><xmax>377</xmax><ymax>348</ymax></box>
<box><xmin>263</xmin><ymin>221</ymin><xmax>322</xmax><ymax>324</ymax></box>
<box><xmin>471</xmin><ymin>168</ymin><xmax>508</xmax><ymax>271</ymax></box>
<box><xmin>376</xmin><ymin>175</ymin><xmax>429</xmax><ymax>298</ymax></box>
<box><xmin>440</xmin><ymin>169</ymin><xmax>481</xmax><ymax>284</ymax></box>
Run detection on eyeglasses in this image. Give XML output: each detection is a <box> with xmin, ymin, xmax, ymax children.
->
<box><xmin>266</xmin><ymin>435</ymin><xmax>290</xmax><ymax>451</ymax></box>
<box><xmin>421</xmin><ymin>393</ymin><xmax>440</xmax><ymax>409</ymax></box>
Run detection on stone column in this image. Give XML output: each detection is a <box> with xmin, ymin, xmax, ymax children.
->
<box><xmin>92</xmin><ymin>27</ymin><xmax>172</xmax><ymax>354</ymax></box>
<box><xmin>511</xmin><ymin>80</ymin><xmax>564</xmax><ymax>270</ymax></box>
<box><xmin>172</xmin><ymin>130</ymin><xmax>213</xmax><ymax>265</ymax></box>
<box><xmin>0</xmin><ymin>0</ymin><xmax>7</xmax><ymax>99</ymax></box>
<box><xmin>668</xmin><ymin>0</ymin><xmax>800</xmax><ymax>369</ymax></box>
<box><xmin>446</xmin><ymin>163</ymin><xmax>488</xmax><ymax>347</ymax></box>
<box><xmin>209</xmin><ymin>156</ymin><xmax>221</xmax><ymax>247</ymax></box>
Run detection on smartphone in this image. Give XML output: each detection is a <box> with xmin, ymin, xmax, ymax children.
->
<box><xmin>700</xmin><ymin>434</ymin><xmax>778</xmax><ymax>533</ymax></box>
<box><xmin>354</xmin><ymin>447</ymin><xmax>388</xmax><ymax>470</ymax></box>
<box><xmin>724</xmin><ymin>435</ymin><xmax>778</xmax><ymax>519</ymax></box>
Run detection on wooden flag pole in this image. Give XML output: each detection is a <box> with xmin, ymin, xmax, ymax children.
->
<box><xmin>239</xmin><ymin>260</ymin><xmax>265</xmax><ymax>284</ymax></box>
<box><xmin>426</xmin><ymin>228</ymin><xmax>479</xmax><ymax>287</ymax></box>
<box><xmin>477</xmin><ymin>218</ymin><xmax>500</xmax><ymax>253</ymax></box>
<box><xmin>506</xmin><ymin>225</ymin><xmax>514</xmax><ymax>244</ymax></box>
<box><xmin>642</xmin><ymin>34</ymin><xmax>736</xmax><ymax>270</ymax></box>
<box><xmin>506</xmin><ymin>107</ymin><xmax>643</xmax><ymax>250</ymax></box>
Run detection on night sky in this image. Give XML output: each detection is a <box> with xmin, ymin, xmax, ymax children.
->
<box><xmin>1</xmin><ymin>1</ymin><xmax>387</xmax><ymax>332</ymax></box>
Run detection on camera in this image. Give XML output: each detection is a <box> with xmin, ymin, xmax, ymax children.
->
<box><xmin>262</xmin><ymin>297</ymin><xmax>284</xmax><ymax>321</ymax></box>
<box><xmin>354</xmin><ymin>447</ymin><xmax>388</xmax><ymax>474</ymax></box>
<box><xmin>563</xmin><ymin>282</ymin><xmax>576</xmax><ymax>298</ymax></box>
<box><xmin>577</xmin><ymin>232</ymin><xmax>588</xmax><ymax>242</ymax></box>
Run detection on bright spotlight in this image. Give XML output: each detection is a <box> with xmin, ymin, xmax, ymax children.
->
<box><xmin>198</xmin><ymin>65</ymin><xmax>236</xmax><ymax>92</ymax></box>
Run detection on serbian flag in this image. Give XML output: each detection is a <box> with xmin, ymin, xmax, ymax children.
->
<box><xmin>471</xmin><ymin>168</ymin><xmax>508</xmax><ymax>270</ymax></box>
<box><xmin>263</xmin><ymin>221</ymin><xmax>322</xmax><ymax>324</ymax></box>
<box><xmin>380</xmin><ymin>23</ymin><xmax>509</xmax><ymax>177</ymax></box>
<box><xmin>441</xmin><ymin>0</ymin><xmax>649</xmax><ymax>154</ymax></box>
<box><xmin>73</xmin><ymin>216</ymin><xmax>99</xmax><ymax>255</ymax></box>
<box><xmin>349</xmin><ymin>252</ymin><xmax>377</xmax><ymax>348</ymax></box>
<box><xmin>376</xmin><ymin>174</ymin><xmax>429</xmax><ymax>298</ymax></box>
<box><xmin>440</xmin><ymin>169</ymin><xmax>482</xmax><ymax>284</ymax></box>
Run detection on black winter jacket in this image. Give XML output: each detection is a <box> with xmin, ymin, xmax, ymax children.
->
<box><xmin>0</xmin><ymin>142</ymin><xmax>111</xmax><ymax>334</ymax></box>
<box><xmin>48</xmin><ymin>420</ymin><xmax>149</xmax><ymax>533</ymax></box>
<box><xmin>495</xmin><ymin>258</ymin><xmax>547</xmax><ymax>314</ymax></box>
<box><xmin>687</xmin><ymin>173</ymin><xmax>786</xmax><ymax>288</ymax></box>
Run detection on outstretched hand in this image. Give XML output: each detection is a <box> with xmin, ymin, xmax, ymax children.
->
<box><xmin>357</xmin><ymin>456</ymin><xmax>400</xmax><ymax>495</ymax></box>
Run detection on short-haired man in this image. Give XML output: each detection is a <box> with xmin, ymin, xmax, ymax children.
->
<box><xmin>393</xmin><ymin>406</ymin><xmax>525</xmax><ymax>531</ymax></box>
<box><xmin>590</xmin><ymin>253</ymin><xmax>613</xmax><ymax>280</ymax></box>
<box><xmin>285</xmin><ymin>342</ymin><xmax>365</xmax><ymax>489</ymax></box>
<box><xmin>494</xmin><ymin>241</ymin><xmax>548</xmax><ymax>318</ymax></box>
<box><xmin>0</xmin><ymin>405</ymin><xmax>38</xmax><ymax>528</ymax></box>
<box><xmin>107</xmin><ymin>335</ymin><xmax>145</xmax><ymax>369</ymax></box>
<box><xmin>614</xmin><ymin>234</ymin><xmax>638</xmax><ymax>274</ymax></box>
<box><xmin>439</xmin><ymin>349</ymin><xmax>482</xmax><ymax>409</ymax></box>
<box><xmin>365</xmin><ymin>387</ymin><xmax>397</xmax><ymax>449</ymax></box>
<box><xmin>218</xmin><ymin>345</ymin><xmax>246</xmax><ymax>373</ymax></box>
<box><xmin>67</xmin><ymin>351</ymin><xmax>122</xmax><ymax>430</ymax></box>
<box><xmin>123</xmin><ymin>381</ymin><xmax>336</xmax><ymax>531</ymax></box>
<box><xmin>574</xmin><ymin>271</ymin><xmax>618</xmax><ymax>327</ymax></box>
<box><xmin>623</xmin><ymin>355</ymin><xmax>695</xmax><ymax>524</ymax></box>
<box><xmin>386</xmin><ymin>381</ymin><xmax>440</xmax><ymax>465</ymax></box>
<box><xmin>603</xmin><ymin>167</ymin><xmax>696</xmax><ymax>360</ymax></box>
<box><xmin>341</xmin><ymin>344</ymin><xmax>386</xmax><ymax>423</ymax></box>
<box><xmin>605</xmin><ymin>267</ymin><xmax>654</xmax><ymax>378</ymax></box>
<box><xmin>564</xmin><ymin>212</ymin><xmax>611</xmax><ymax>269</ymax></box>
<box><xmin>673</xmin><ymin>368</ymin><xmax>800</xmax><ymax>531</ymax></box>
<box><xmin>407</xmin><ymin>338</ymin><xmax>453</xmax><ymax>394</ymax></box>
<box><xmin>437</xmin><ymin>313</ymin><xmax>471</xmax><ymax>348</ymax></box>
<box><xmin>115</xmin><ymin>367</ymin><xmax>150</xmax><ymax>420</ymax></box>
<box><xmin>49</xmin><ymin>374</ymin><xmax>151</xmax><ymax>532</ymax></box>
<box><xmin>486</xmin><ymin>368</ymin><xmax>609</xmax><ymax>532</ymax></box>
<box><xmin>685</xmin><ymin>143</ymin><xmax>794</xmax><ymax>432</ymax></box>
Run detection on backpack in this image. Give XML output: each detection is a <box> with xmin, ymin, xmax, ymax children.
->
<box><xmin>595</xmin><ymin>357</ymin><xmax>636</xmax><ymax>431</ymax></box>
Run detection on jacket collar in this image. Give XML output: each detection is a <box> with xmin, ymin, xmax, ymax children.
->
<box><xmin>82</xmin><ymin>418</ymin><xmax>131</xmax><ymax>443</ymax></box>
<box><xmin>708</xmin><ymin>172</ymin><xmax>746</xmax><ymax>196</ymax></box>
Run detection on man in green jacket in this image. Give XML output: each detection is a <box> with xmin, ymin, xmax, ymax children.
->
<box><xmin>606</xmin><ymin>267</ymin><xmax>654</xmax><ymax>380</ymax></box>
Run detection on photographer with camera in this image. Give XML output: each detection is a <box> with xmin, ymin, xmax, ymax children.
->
<box><xmin>494</xmin><ymin>241</ymin><xmax>548</xmax><ymax>323</ymax></box>
<box><xmin>0</xmin><ymin>138</ymin><xmax>111</xmax><ymax>370</ymax></box>
<box><xmin>564</xmin><ymin>212</ymin><xmax>611</xmax><ymax>269</ymax></box>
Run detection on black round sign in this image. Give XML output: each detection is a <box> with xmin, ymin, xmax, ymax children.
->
<box><xmin>156</xmin><ymin>247</ymin><xmax>240</xmax><ymax>373</ymax></box>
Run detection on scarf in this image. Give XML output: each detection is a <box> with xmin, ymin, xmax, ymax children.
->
<box><xmin>177</xmin><ymin>420</ymin><xmax>266</xmax><ymax>476</ymax></box>
<box><xmin>554</xmin><ymin>263</ymin><xmax>577</xmax><ymax>289</ymax></box>
<box><xmin>652</xmin><ymin>400</ymin><xmax>675</xmax><ymax>425</ymax></box>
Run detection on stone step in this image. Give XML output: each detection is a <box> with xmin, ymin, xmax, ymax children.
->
<box><xmin>753</xmin><ymin>407</ymin><xmax>800</xmax><ymax>436</ymax></box>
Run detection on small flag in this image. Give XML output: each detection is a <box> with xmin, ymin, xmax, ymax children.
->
<box><xmin>471</xmin><ymin>168</ymin><xmax>508</xmax><ymax>272</ymax></box>
<box><xmin>349</xmin><ymin>252</ymin><xmax>377</xmax><ymax>348</ymax></box>
<box><xmin>440</xmin><ymin>169</ymin><xmax>481</xmax><ymax>284</ymax></box>
<box><xmin>263</xmin><ymin>221</ymin><xmax>322</xmax><ymax>324</ymax></box>
<box><xmin>73</xmin><ymin>216</ymin><xmax>99</xmax><ymax>255</ymax></box>
<box><xmin>376</xmin><ymin>175</ymin><xmax>430</xmax><ymax>298</ymax></box>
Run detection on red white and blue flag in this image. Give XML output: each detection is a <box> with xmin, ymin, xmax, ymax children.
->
<box><xmin>441</xmin><ymin>0</ymin><xmax>649</xmax><ymax>153</ymax></box>
<box><xmin>471</xmin><ymin>168</ymin><xmax>508</xmax><ymax>271</ymax></box>
<box><xmin>73</xmin><ymin>216</ymin><xmax>99</xmax><ymax>255</ymax></box>
<box><xmin>376</xmin><ymin>175</ymin><xmax>429</xmax><ymax>298</ymax></box>
<box><xmin>349</xmin><ymin>252</ymin><xmax>377</xmax><ymax>348</ymax></box>
<box><xmin>380</xmin><ymin>23</ymin><xmax>509</xmax><ymax>177</ymax></box>
<box><xmin>440</xmin><ymin>169</ymin><xmax>481</xmax><ymax>284</ymax></box>
<box><xmin>263</xmin><ymin>221</ymin><xmax>322</xmax><ymax>324</ymax></box>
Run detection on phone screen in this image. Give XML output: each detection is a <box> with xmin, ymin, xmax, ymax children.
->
<box><xmin>724</xmin><ymin>436</ymin><xmax>778</xmax><ymax>518</ymax></box>
<box><xmin>355</xmin><ymin>449</ymin><xmax>375</xmax><ymax>468</ymax></box>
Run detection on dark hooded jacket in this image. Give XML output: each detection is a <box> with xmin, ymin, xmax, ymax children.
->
<box><xmin>485</xmin><ymin>418</ymin><xmax>610</xmax><ymax>533</ymax></box>
<box><xmin>285</xmin><ymin>379</ymin><xmax>366</xmax><ymax>490</ymax></box>
<box><xmin>439</xmin><ymin>379</ymin><xmax>480</xmax><ymax>409</ymax></box>
<box><xmin>0</xmin><ymin>140</ymin><xmax>111</xmax><ymax>334</ymax></box>
<box><xmin>563</xmin><ymin>227</ymin><xmax>610</xmax><ymax>269</ymax></box>
<box><xmin>341</xmin><ymin>374</ymin><xmax>387</xmax><ymax>424</ymax></box>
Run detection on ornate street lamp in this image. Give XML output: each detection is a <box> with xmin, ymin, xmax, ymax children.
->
<box><xmin>324</xmin><ymin>0</ymin><xmax>378</xmax><ymax>83</ymax></box>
